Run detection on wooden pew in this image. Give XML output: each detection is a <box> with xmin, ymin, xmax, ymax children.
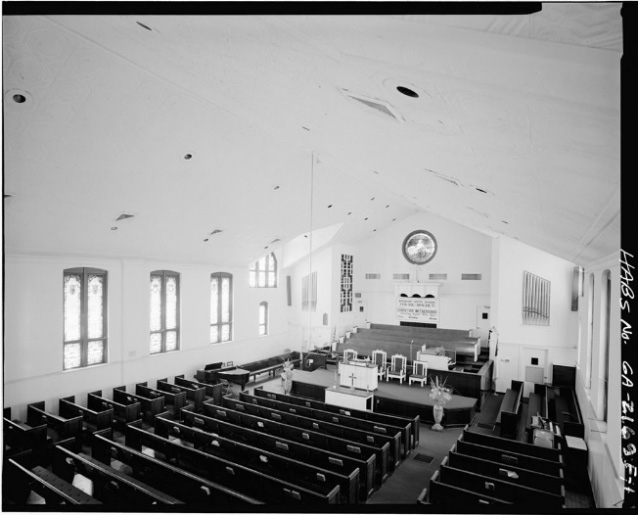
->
<box><xmin>124</xmin><ymin>421</ymin><xmax>340</xmax><ymax>504</ymax></box>
<box><xmin>91</xmin><ymin>428</ymin><xmax>261</xmax><ymax>505</ymax></box>
<box><xmin>240</xmin><ymin>390</ymin><xmax>406</xmax><ymax>462</ymax></box>
<box><xmin>427</xmin><ymin>469</ymin><xmax>512</xmax><ymax>507</ymax></box>
<box><xmin>222</xmin><ymin>396</ymin><xmax>392</xmax><ymax>481</ymax></box>
<box><xmin>154</xmin><ymin>415</ymin><xmax>359</xmax><ymax>504</ymax></box>
<box><xmin>136</xmin><ymin>382</ymin><xmax>189</xmax><ymax>419</ymax></box>
<box><xmin>87</xmin><ymin>390</ymin><xmax>142</xmax><ymax>430</ymax></box>
<box><xmin>437</xmin><ymin>461</ymin><xmax>565</xmax><ymax>508</ymax></box>
<box><xmin>462</xmin><ymin>427</ymin><xmax>562</xmax><ymax>463</ymax></box>
<box><xmin>175</xmin><ymin>374</ymin><xmax>223</xmax><ymax>405</ymax></box>
<box><xmin>180</xmin><ymin>407</ymin><xmax>371</xmax><ymax>501</ymax></box>
<box><xmin>446</xmin><ymin>448</ymin><xmax>565</xmax><ymax>496</ymax></box>
<box><xmin>59</xmin><ymin>395</ymin><xmax>113</xmax><ymax>441</ymax></box>
<box><xmin>496</xmin><ymin>380</ymin><xmax>523</xmax><ymax>438</ymax></box>
<box><xmin>254</xmin><ymin>386</ymin><xmax>419</xmax><ymax>449</ymax></box>
<box><xmin>51</xmin><ymin>441</ymin><xmax>183</xmax><ymax>506</ymax></box>
<box><xmin>26</xmin><ymin>401</ymin><xmax>83</xmax><ymax>453</ymax></box>
<box><xmin>552</xmin><ymin>385</ymin><xmax>585</xmax><ymax>438</ymax></box>
<box><xmin>113</xmin><ymin>385</ymin><xmax>165</xmax><ymax>422</ymax></box>
<box><xmin>4</xmin><ymin>457</ymin><xmax>101</xmax><ymax>505</ymax></box>
<box><xmin>455</xmin><ymin>439</ymin><xmax>564</xmax><ymax>477</ymax></box>
<box><xmin>202</xmin><ymin>402</ymin><xmax>378</xmax><ymax>492</ymax></box>
<box><xmin>4</xmin><ymin>408</ymin><xmax>50</xmax><ymax>460</ymax></box>
<box><xmin>157</xmin><ymin>378</ymin><xmax>206</xmax><ymax>412</ymax></box>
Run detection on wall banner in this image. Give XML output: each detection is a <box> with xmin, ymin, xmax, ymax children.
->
<box><xmin>396</xmin><ymin>297</ymin><xmax>439</xmax><ymax>323</ymax></box>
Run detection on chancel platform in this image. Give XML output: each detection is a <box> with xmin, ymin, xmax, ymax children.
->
<box><xmin>270</xmin><ymin>369</ymin><xmax>477</xmax><ymax>426</ymax></box>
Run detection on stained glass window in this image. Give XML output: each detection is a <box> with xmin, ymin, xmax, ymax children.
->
<box><xmin>63</xmin><ymin>268</ymin><xmax>107</xmax><ymax>370</ymax></box>
<box><xmin>249</xmin><ymin>253</ymin><xmax>277</xmax><ymax>288</ymax></box>
<box><xmin>259</xmin><ymin>301</ymin><xmax>268</xmax><ymax>336</ymax></box>
<box><xmin>211</xmin><ymin>272</ymin><xmax>232</xmax><ymax>343</ymax></box>
<box><xmin>150</xmin><ymin>271</ymin><xmax>180</xmax><ymax>354</ymax></box>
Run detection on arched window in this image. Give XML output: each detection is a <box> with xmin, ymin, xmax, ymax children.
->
<box><xmin>63</xmin><ymin>267</ymin><xmax>107</xmax><ymax>370</ymax></box>
<box><xmin>259</xmin><ymin>301</ymin><xmax>268</xmax><ymax>336</ymax></box>
<box><xmin>586</xmin><ymin>273</ymin><xmax>595</xmax><ymax>389</ymax></box>
<box><xmin>249</xmin><ymin>253</ymin><xmax>277</xmax><ymax>288</ymax></box>
<box><xmin>211</xmin><ymin>272</ymin><xmax>233</xmax><ymax>343</ymax></box>
<box><xmin>150</xmin><ymin>270</ymin><xmax>180</xmax><ymax>354</ymax></box>
<box><xmin>599</xmin><ymin>269</ymin><xmax>611</xmax><ymax>421</ymax></box>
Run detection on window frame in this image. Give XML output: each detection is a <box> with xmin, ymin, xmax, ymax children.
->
<box><xmin>63</xmin><ymin>267</ymin><xmax>108</xmax><ymax>370</ymax></box>
<box><xmin>149</xmin><ymin>270</ymin><xmax>181</xmax><ymax>355</ymax></box>
<box><xmin>249</xmin><ymin>252</ymin><xmax>278</xmax><ymax>288</ymax></box>
<box><xmin>210</xmin><ymin>272</ymin><xmax>233</xmax><ymax>344</ymax></box>
<box><xmin>259</xmin><ymin>301</ymin><xmax>269</xmax><ymax>336</ymax></box>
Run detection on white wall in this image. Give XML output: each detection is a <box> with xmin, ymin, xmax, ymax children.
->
<box><xmin>490</xmin><ymin>237</ymin><xmax>579</xmax><ymax>392</ymax></box>
<box><xmin>3</xmin><ymin>252</ymin><xmax>290</xmax><ymax>420</ymax></box>
<box><xmin>575</xmin><ymin>252</ymin><xmax>624</xmax><ymax>508</ymax></box>
<box><xmin>351</xmin><ymin>211</ymin><xmax>492</xmax><ymax>331</ymax></box>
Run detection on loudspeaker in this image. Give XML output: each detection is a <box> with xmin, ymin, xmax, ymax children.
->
<box><xmin>286</xmin><ymin>276</ymin><xmax>292</xmax><ymax>306</ymax></box>
<box><xmin>571</xmin><ymin>266</ymin><xmax>583</xmax><ymax>311</ymax></box>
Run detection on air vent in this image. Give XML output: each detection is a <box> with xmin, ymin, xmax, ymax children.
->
<box><xmin>354</xmin><ymin>292</ymin><xmax>362</xmax><ymax>298</ymax></box>
<box><xmin>365</xmin><ymin>273</ymin><xmax>381</xmax><ymax>280</ymax></box>
<box><xmin>115</xmin><ymin>213</ymin><xmax>135</xmax><ymax>221</ymax></box>
<box><xmin>461</xmin><ymin>274</ymin><xmax>482</xmax><ymax>281</ymax></box>
<box><xmin>429</xmin><ymin>273</ymin><xmax>448</xmax><ymax>281</ymax></box>
<box><xmin>393</xmin><ymin>273</ymin><xmax>410</xmax><ymax>281</ymax></box>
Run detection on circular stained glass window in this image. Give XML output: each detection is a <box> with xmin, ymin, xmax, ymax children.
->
<box><xmin>402</xmin><ymin>230</ymin><xmax>437</xmax><ymax>265</ymax></box>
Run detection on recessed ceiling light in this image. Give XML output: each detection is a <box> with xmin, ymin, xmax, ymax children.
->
<box><xmin>328</xmin><ymin>204</ymin><xmax>333</xmax><ymax>208</ymax></box>
<box><xmin>373</xmin><ymin>229</ymin><xmax>377</xmax><ymax>232</ymax></box>
<box><xmin>273</xmin><ymin>185</ymin><xmax>280</xmax><ymax>190</ymax></box>
<box><xmin>264</xmin><ymin>246</ymin><xmax>268</xmax><ymax>250</ymax></box>
<box><xmin>347</xmin><ymin>212</ymin><xmax>352</xmax><ymax>215</ymax></box>
<box><xmin>184</xmin><ymin>154</ymin><xmax>193</xmax><ymax>160</ymax></box>
<box><xmin>502</xmin><ymin>220</ymin><xmax>509</xmax><ymax>224</ymax></box>
<box><xmin>392</xmin><ymin>218</ymin><xmax>396</xmax><ymax>222</ymax></box>
<box><xmin>364</xmin><ymin>217</ymin><xmax>368</xmax><ymax>221</ymax></box>
<box><xmin>12</xmin><ymin>94</ymin><xmax>26</xmax><ymax>104</ymax></box>
<box><xmin>385</xmin><ymin>204</ymin><xmax>390</xmax><ymax>208</ymax></box>
<box><xmin>204</xmin><ymin>238</ymin><xmax>209</xmax><ymax>242</ymax></box>
<box><xmin>397</xmin><ymin>86</ymin><xmax>419</xmax><ymax>98</ymax></box>
<box><xmin>137</xmin><ymin>21</ymin><xmax>152</xmax><ymax>31</ymax></box>
<box><xmin>210</xmin><ymin>229</ymin><xmax>223</xmax><ymax>235</ymax></box>
<box><xmin>111</xmin><ymin>226</ymin><xmax>118</xmax><ymax>231</ymax></box>
<box><xmin>370</xmin><ymin>197</ymin><xmax>375</xmax><ymax>201</ymax></box>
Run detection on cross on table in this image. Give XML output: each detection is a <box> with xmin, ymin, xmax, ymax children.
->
<box><xmin>349</xmin><ymin>372</ymin><xmax>356</xmax><ymax>389</ymax></box>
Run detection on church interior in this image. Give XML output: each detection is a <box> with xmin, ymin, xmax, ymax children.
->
<box><xmin>3</xmin><ymin>3</ymin><xmax>631</xmax><ymax>511</ymax></box>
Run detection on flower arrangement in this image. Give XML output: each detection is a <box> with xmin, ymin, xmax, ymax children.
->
<box><xmin>281</xmin><ymin>359</ymin><xmax>294</xmax><ymax>382</ymax></box>
<box><xmin>429</xmin><ymin>376</ymin><xmax>452</xmax><ymax>406</ymax></box>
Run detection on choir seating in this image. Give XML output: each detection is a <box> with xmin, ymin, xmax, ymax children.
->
<box><xmin>386</xmin><ymin>354</ymin><xmax>407</xmax><ymax>384</ymax></box>
<box><xmin>408</xmin><ymin>361</ymin><xmax>428</xmax><ymax>387</ymax></box>
<box><xmin>372</xmin><ymin>350</ymin><xmax>388</xmax><ymax>380</ymax></box>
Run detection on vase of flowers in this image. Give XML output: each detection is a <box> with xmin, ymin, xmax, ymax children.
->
<box><xmin>281</xmin><ymin>359</ymin><xmax>294</xmax><ymax>395</ymax></box>
<box><xmin>429</xmin><ymin>376</ymin><xmax>452</xmax><ymax>431</ymax></box>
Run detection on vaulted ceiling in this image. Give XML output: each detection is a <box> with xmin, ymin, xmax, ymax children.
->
<box><xmin>3</xmin><ymin>4</ymin><xmax>622</xmax><ymax>268</ymax></box>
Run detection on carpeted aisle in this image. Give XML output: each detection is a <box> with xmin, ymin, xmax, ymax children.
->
<box><xmin>366</xmin><ymin>425</ymin><xmax>463</xmax><ymax>504</ymax></box>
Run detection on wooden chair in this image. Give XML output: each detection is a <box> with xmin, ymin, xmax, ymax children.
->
<box><xmin>372</xmin><ymin>350</ymin><xmax>388</xmax><ymax>380</ymax></box>
<box><xmin>409</xmin><ymin>361</ymin><xmax>428</xmax><ymax>387</ymax></box>
<box><xmin>343</xmin><ymin>349</ymin><xmax>358</xmax><ymax>362</ymax></box>
<box><xmin>386</xmin><ymin>354</ymin><xmax>407</xmax><ymax>384</ymax></box>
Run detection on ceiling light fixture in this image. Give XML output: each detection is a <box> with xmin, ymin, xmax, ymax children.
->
<box><xmin>210</xmin><ymin>229</ymin><xmax>223</xmax><ymax>235</ymax></box>
<box><xmin>273</xmin><ymin>185</ymin><xmax>280</xmax><ymax>190</ymax></box>
<box><xmin>115</xmin><ymin>213</ymin><xmax>135</xmax><ymax>222</ymax></box>
<box><xmin>12</xmin><ymin>94</ymin><xmax>26</xmax><ymax>104</ymax></box>
<box><xmin>328</xmin><ymin>204</ymin><xmax>333</xmax><ymax>208</ymax></box>
<box><xmin>184</xmin><ymin>154</ymin><xmax>192</xmax><ymax>160</ymax></box>
<box><xmin>111</xmin><ymin>226</ymin><xmax>118</xmax><ymax>231</ymax></box>
<box><xmin>397</xmin><ymin>86</ymin><xmax>419</xmax><ymax>98</ymax></box>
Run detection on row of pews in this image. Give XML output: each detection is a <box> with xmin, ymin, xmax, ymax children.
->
<box><xmin>4</xmin><ymin>370</ymin><xmax>419</xmax><ymax>506</ymax></box>
<box><xmin>419</xmin><ymin>426</ymin><xmax>566</xmax><ymax>509</ymax></box>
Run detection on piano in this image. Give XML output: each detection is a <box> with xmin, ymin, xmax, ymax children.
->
<box><xmin>216</xmin><ymin>367</ymin><xmax>251</xmax><ymax>390</ymax></box>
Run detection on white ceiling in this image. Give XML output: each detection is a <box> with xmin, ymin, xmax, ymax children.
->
<box><xmin>2</xmin><ymin>4</ymin><xmax>622</xmax><ymax>268</ymax></box>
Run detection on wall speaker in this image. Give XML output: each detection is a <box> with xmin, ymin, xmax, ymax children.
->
<box><xmin>287</xmin><ymin>275</ymin><xmax>292</xmax><ymax>306</ymax></box>
<box><xmin>571</xmin><ymin>266</ymin><xmax>583</xmax><ymax>311</ymax></box>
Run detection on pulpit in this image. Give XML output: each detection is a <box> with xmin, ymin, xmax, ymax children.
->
<box><xmin>338</xmin><ymin>360</ymin><xmax>378</xmax><ymax>391</ymax></box>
